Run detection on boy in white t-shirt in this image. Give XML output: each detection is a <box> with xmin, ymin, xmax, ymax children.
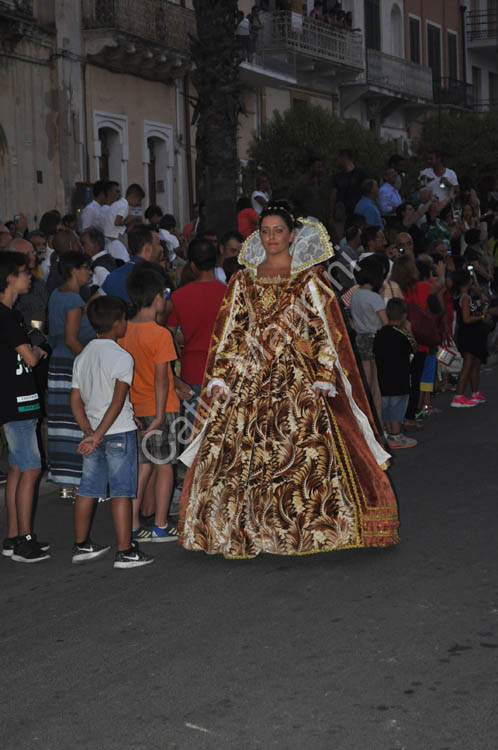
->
<box><xmin>70</xmin><ymin>296</ymin><xmax>153</xmax><ymax>570</ymax></box>
<box><xmin>104</xmin><ymin>183</ymin><xmax>145</xmax><ymax>263</ymax></box>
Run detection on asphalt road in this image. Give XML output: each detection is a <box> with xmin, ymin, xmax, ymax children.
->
<box><xmin>1</xmin><ymin>368</ymin><xmax>498</xmax><ymax>750</ymax></box>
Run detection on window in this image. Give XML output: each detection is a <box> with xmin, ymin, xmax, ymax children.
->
<box><xmin>364</xmin><ymin>0</ymin><xmax>381</xmax><ymax>51</ymax></box>
<box><xmin>447</xmin><ymin>32</ymin><xmax>458</xmax><ymax>81</ymax></box>
<box><xmin>93</xmin><ymin>111</ymin><xmax>128</xmax><ymax>187</ymax></box>
<box><xmin>427</xmin><ymin>23</ymin><xmax>441</xmax><ymax>83</ymax></box>
<box><xmin>489</xmin><ymin>71</ymin><xmax>498</xmax><ymax>106</ymax></box>
<box><xmin>472</xmin><ymin>66</ymin><xmax>482</xmax><ymax>106</ymax></box>
<box><xmin>409</xmin><ymin>17</ymin><xmax>421</xmax><ymax>64</ymax></box>
<box><xmin>390</xmin><ymin>4</ymin><xmax>403</xmax><ymax>57</ymax></box>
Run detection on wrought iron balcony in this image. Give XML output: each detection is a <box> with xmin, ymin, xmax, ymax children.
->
<box><xmin>466</xmin><ymin>9</ymin><xmax>497</xmax><ymax>42</ymax></box>
<box><xmin>82</xmin><ymin>0</ymin><xmax>195</xmax><ymax>55</ymax></box>
<box><xmin>366</xmin><ymin>49</ymin><xmax>433</xmax><ymax>101</ymax></box>
<box><xmin>82</xmin><ymin>0</ymin><xmax>195</xmax><ymax>81</ymax></box>
<box><xmin>435</xmin><ymin>78</ymin><xmax>474</xmax><ymax>109</ymax></box>
<box><xmin>0</xmin><ymin>0</ymin><xmax>33</xmax><ymax>15</ymax></box>
<box><xmin>257</xmin><ymin>10</ymin><xmax>363</xmax><ymax>73</ymax></box>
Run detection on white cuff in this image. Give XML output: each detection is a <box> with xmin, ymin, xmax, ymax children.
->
<box><xmin>206</xmin><ymin>378</ymin><xmax>229</xmax><ymax>396</ymax></box>
<box><xmin>312</xmin><ymin>381</ymin><xmax>337</xmax><ymax>397</ymax></box>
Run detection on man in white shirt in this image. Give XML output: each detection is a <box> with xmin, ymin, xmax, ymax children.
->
<box><xmin>419</xmin><ymin>150</ymin><xmax>458</xmax><ymax>202</ymax></box>
<box><xmin>81</xmin><ymin>226</ymin><xmax>117</xmax><ymax>290</ymax></box>
<box><xmin>378</xmin><ymin>167</ymin><xmax>403</xmax><ymax>215</ymax></box>
<box><xmin>251</xmin><ymin>173</ymin><xmax>271</xmax><ymax>215</ymax></box>
<box><xmin>80</xmin><ymin>181</ymin><xmax>107</xmax><ymax>232</ymax></box>
<box><xmin>104</xmin><ymin>183</ymin><xmax>145</xmax><ymax>263</ymax></box>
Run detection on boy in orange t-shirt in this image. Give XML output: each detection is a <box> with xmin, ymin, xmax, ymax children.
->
<box><xmin>118</xmin><ymin>266</ymin><xmax>180</xmax><ymax>542</ymax></box>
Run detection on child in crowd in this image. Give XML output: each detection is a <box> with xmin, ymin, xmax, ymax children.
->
<box><xmin>350</xmin><ymin>258</ymin><xmax>387</xmax><ymax>422</ymax></box>
<box><xmin>70</xmin><ymin>296</ymin><xmax>153</xmax><ymax>569</ymax></box>
<box><xmin>374</xmin><ymin>298</ymin><xmax>418</xmax><ymax>449</ymax></box>
<box><xmin>0</xmin><ymin>251</ymin><xmax>50</xmax><ymax>563</ymax></box>
<box><xmin>118</xmin><ymin>266</ymin><xmax>180</xmax><ymax>542</ymax></box>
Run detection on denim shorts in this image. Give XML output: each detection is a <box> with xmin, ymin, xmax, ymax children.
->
<box><xmin>381</xmin><ymin>394</ymin><xmax>409</xmax><ymax>423</ymax></box>
<box><xmin>3</xmin><ymin>419</ymin><xmax>41</xmax><ymax>471</ymax></box>
<box><xmin>79</xmin><ymin>430</ymin><xmax>137</xmax><ymax>499</ymax></box>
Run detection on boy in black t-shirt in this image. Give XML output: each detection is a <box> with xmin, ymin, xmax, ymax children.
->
<box><xmin>0</xmin><ymin>252</ymin><xmax>50</xmax><ymax>563</ymax></box>
<box><xmin>373</xmin><ymin>298</ymin><xmax>418</xmax><ymax>450</ymax></box>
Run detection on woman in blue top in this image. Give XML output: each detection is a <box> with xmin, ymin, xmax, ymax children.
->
<box><xmin>47</xmin><ymin>251</ymin><xmax>95</xmax><ymax>497</ymax></box>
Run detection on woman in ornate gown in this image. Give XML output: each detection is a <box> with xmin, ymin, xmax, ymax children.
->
<box><xmin>178</xmin><ymin>203</ymin><xmax>400</xmax><ymax>559</ymax></box>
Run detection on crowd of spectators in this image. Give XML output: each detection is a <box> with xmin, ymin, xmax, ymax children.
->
<box><xmin>2</xmin><ymin>141</ymin><xmax>498</xmax><ymax>565</ymax></box>
<box><xmin>0</xmin><ymin>182</ymin><xmax>241</xmax><ymax>565</ymax></box>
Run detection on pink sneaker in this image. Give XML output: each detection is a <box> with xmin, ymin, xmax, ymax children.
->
<box><xmin>450</xmin><ymin>395</ymin><xmax>478</xmax><ymax>408</ymax></box>
<box><xmin>471</xmin><ymin>391</ymin><xmax>486</xmax><ymax>403</ymax></box>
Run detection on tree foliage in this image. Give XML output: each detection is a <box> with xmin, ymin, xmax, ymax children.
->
<box><xmin>191</xmin><ymin>0</ymin><xmax>241</xmax><ymax>235</ymax></box>
<box><xmin>243</xmin><ymin>104</ymin><xmax>394</xmax><ymax>199</ymax></box>
<box><xmin>417</xmin><ymin>111</ymin><xmax>498</xmax><ymax>184</ymax></box>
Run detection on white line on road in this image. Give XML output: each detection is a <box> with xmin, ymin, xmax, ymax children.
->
<box><xmin>185</xmin><ymin>722</ymin><xmax>212</xmax><ymax>734</ymax></box>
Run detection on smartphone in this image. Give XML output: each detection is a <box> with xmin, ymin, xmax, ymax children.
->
<box><xmin>439</xmin><ymin>181</ymin><xmax>446</xmax><ymax>189</ymax></box>
<box><xmin>467</xmin><ymin>265</ymin><xmax>473</xmax><ymax>271</ymax></box>
<box><xmin>13</xmin><ymin>214</ymin><xmax>20</xmax><ymax>222</ymax></box>
<box><xmin>398</xmin><ymin>248</ymin><xmax>405</xmax><ymax>254</ymax></box>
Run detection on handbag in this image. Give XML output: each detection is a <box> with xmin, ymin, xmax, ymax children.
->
<box><xmin>407</xmin><ymin>301</ymin><xmax>442</xmax><ymax>348</ymax></box>
<box><xmin>437</xmin><ymin>337</ymin><xmax>463</xmax><ymax>375</ymax></box>
<box><xmin>436</xmin><ymin>343</ymin><xmax>455</xmax><ymax>366</ymax></box>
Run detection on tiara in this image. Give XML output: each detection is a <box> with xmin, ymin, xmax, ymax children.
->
<box><xmin>263</xmin><ymin>204</ymin><xmax>296</xmax><ymax>223</ymax></box>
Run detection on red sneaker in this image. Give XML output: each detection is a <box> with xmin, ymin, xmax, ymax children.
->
<box><xmin>471</xmin><ymin>391</ymin><xmax>486</xmax><ymax>403</ymax></box>
<box><xmin>450</xmin><ymin>395</ymin><xmax>478</xmax><ymax>408</ymax></box>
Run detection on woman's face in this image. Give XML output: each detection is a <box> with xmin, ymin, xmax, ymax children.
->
<box><xmin>403</xmin><ymin>204</ymin><xmax>416</xmax><ymax>224</ymax></box>
<box><xmin>260</xmin><ymin>215</ymin><xmax>295</xmax><ymax>260</ymax></box>
<box><xmin>463</xmin><ymin>204</ymin><xmax>473</xmax><ymax>221</ymax></box>
<box><xmin>74</xmin><ymin>263</ymin><xmax>92</xmax><ymax>288</ymax></box>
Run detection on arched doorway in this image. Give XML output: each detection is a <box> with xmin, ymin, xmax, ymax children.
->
<box><xmin>98</xmin><ymin>127</ymin><xmax>121</xmax><ymax>182</ymax></box>
<box><xmin>143</xmin><ymin>122</ymin><xmax>174</xmax><ymax>214</ymax></box>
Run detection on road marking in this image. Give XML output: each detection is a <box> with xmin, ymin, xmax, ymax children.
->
<box><xmin>185</xmin><ymin>722</ymin><xmax>211</xmax><ymax>734</ymax></box>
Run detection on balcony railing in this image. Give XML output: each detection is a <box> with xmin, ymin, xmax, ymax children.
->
<box><xmin>434</xmin><ymin>78</ymin><xmax>474</xmax><ymax>109</ymax></box>
<box><xmin>366</xmin><ymin>49</ymin><xmax>433</xmax><ymax>101</ymax></box>
<box><xmin>257</xmin><ymin>11</ymin><xmax>363</xmax><ymax>71</ymax></box>
<box><xmin>82</xmin><ymin>0</ymin><xmax>195</xmax><ymax>53</ymax></box>
<box><xmin>467</xmin><ymin>9</ymin><xmax>497</xmax><ymax>41</ymax></box>
<box><xmin>0</xmin><ymin>0</ymin><xmax>33</xmax><ymax>16</ymax></box>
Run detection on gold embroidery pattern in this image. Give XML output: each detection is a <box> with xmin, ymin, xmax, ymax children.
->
<box><xmin>180</xmin><ymin>267</ymin><xmax>400</xmax><ymax>558</ymax></box>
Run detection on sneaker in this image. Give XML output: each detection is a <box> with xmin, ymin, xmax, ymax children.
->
<box><xmin>471</xmin><ymin>391</ymin><xmax>486</xmax><ymax>403</ymax></box>
<box><xmin>72</xmin><ymin>540</ymin><xmax>111</xmax><ymax>564</ymax></box>
<box><xmin>151</xmin><ymin>522</ymin><xmax>179</xmax><ymax>543</ymax></box>
<box><xmin>450</xmin><ymin>395</ymin><xmax>478</xmax><ymax>408</ymax></box>
<box><xmin>387</xmin><ymin>433</ymin><xmax>417</xmax><ymax>450</ymax></box>
<box><xmin>11</xmin><ymin>534</ymin><xmax>50</xmax><ymax>563</ymax></box>
<box><xmin>113</xmin><ymin>544</ymin><xmax>154</xmax><ymax>569</ymax></box>
<box><xmin>131</xmin><ymin>526</ymin><xmax>153</xmax><ymax>542</ymax></box>
<box><xmin>2</xmin><ymin>537</ymin><xmax>17</xmax><ymax>557</ymax></box>
<box><xmin>3</xmin><ymin>534</ymin><xmax>50</xmax><ymax>558</ymax></box>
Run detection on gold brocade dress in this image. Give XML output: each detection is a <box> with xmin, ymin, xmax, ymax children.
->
<box><xmin>179</xmin><ymin>265</ymin><xmax>400</xmax><ymax>559</ymax></box>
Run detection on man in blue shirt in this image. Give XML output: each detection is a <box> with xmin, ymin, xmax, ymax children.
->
<box><xmin>101</xmin><ymin>225</ymin><xmax>162</xmax><ymax>302</ymax></box>
<box><xmin>354</xmin><ymin>179</ymin><xmax>383</xmax><ymax>228</ymax></box>
<box><xmin>378</xmin><ymin>167</ymin><xmax>403</xmax><ymax>215</ymax></box>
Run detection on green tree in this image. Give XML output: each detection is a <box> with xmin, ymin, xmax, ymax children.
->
<box><xmin>243</xmin><ymin>104</ymin><xmax>394</xmax><ymax>204</ymax></box>
<box><xmin>417</xmin><ymin>111</ymin><xmax>498</xmax><ymax>184</ymax></box>
<box><xmin>191</xmin><ymin>0</ymin><xmax>241</xmax><ymax>236</ymax></box>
